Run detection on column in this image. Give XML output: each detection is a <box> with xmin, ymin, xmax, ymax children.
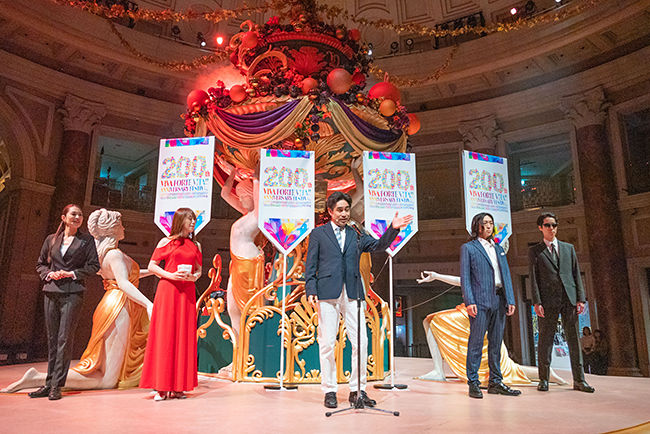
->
<box><xmin>561</xmin><ymin>87</ymin><xmax>640</xmax><ymax>376</ymax></box>
<box><xmin>51</xmin><ymin>95</ymin><xmax>106</xmax><ymax>223</ymax></box>
<box><xmin>459</xmin><ymin>115</ymin><xmax>501</xmax><ymax>155</ymax></box>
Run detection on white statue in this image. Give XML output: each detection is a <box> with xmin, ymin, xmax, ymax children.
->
<box><xmin>2</xmin><ymin>209</ymin><xmax>154</xmax><ymax>393</ymax></box>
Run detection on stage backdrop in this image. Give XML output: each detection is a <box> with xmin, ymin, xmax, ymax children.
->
<box><xmin>462</xmin><ymin>150</ymin><xmax>511</xmax><ymax>245</ymax></box>
<box><xmin>363</xmin><ymin>151</ymin><xmax>418</xmax><ymax>256</ymax></box>
<box><xmin>259</xmin><ymin>149</ymin><xmax>315</xmax><ymax>255</ymax></box>
<box><xmin>154</xmin><ymin>136</ymin><xmax>215</xmax><ymax>235</ymax></box>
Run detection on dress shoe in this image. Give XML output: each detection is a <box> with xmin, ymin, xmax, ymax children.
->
<box><xmin>48</xmin><ymin>387</ymin><xmax>62</xmax><ymax>401</ymax></box>
<box><xmin>349</xmin><ymin>390</ymin><xmax>376</xmax><ymax>407</ymax></box>
<box><xmin>468</xmin><ymin>382</ymin><xmax>483</xmax><ymax>399</ymax></box>
<box><xmin>487</xmin><ymin>381</ymin><xmax>521</xmax><ymax>396</ymax></box>
<box><xmin>573</xmin><ymin>381</ymin><xmax>595</xmax><ymax>393</ymax></box>
<box><xmin>537</xmin><ymin>380</ymin><xmax>549</xmax><ymax>391</ymax></box>
<box><xmin>28</xmin><ymin>386</ymin><xmax>50</xmax><ymax>398</ymax></box>
<box><xmin>324</xmin><ymin>392</ymin><xmax>337</xmax><ymax>408</ymax></box>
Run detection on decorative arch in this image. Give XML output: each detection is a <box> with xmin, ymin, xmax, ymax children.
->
<box><xmin>0</xmin><ymin>93</ymin><xmax>37</xmax><ymax>181</ymax></box>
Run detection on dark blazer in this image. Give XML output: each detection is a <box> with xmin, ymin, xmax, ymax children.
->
<box><xmin>529</xmin><ymin>239</ymin><xmax>584</xmax><ymax>307</ymax></box>
<box><xmin>36</xmin><ymin>232</ymin><xmax>100</xmax><ymax>293</ymax></box>
<box><xmin>305</xmin><ymin>223</ymin><xmax>399</xmax><ymax>301</ymax></box>
<box><xmin>460</xmin><ymin>238</ymin><xmax>515</xmax><ymax>308</ymax></box>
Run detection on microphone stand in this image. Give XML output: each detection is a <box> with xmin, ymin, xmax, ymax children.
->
<box><xmin>326</xmin><ymin>222</ymin><xmax>399</xmax><ymax>417</ymax></box>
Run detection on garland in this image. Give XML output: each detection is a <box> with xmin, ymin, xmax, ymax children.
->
<box><xmin>49</xmin><ymin>0</ymin><xmax>606</xmax><ymax>37</ymax></box>
<box><xmin>108</xmin><ymin>20</ymin><xmax>228</xmax><ymax>71</ymax></box>
<box><xmin>50</xmin><ymin>0</ymin><xmax>606</xmax><ymax>81</ymax></box>
<box><xmin>369</xmin><ymin>44</ymin><xmax>459</xmax><ymax>87</ymax></box>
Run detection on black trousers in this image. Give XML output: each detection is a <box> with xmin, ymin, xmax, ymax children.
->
<box><xmin>44</xmin><ymin>291</ymin><xmax>84</xmax><ymax>388</ymax></box>
<box><xmin>537</xmin><ymin>292</ymin><xmax>584</xmax><ymax>383</ymax></box>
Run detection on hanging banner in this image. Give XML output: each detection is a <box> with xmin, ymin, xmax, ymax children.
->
<box><xmin>154</xmin><ymin>136</ymin><xmax>215</xmax><ymax>236</ymax></box>
<box><xmin>363</xmin><ymin>151</ymin><xmax>418</xmax><ymax>256</ymax></box>
<box><xmin>259</xmin><ymin>149</ymin><xmax>315</xmax><ymax>255</ymax></box>
<box><xmin>462</xmin><ymin>150</ymin><xmax>511</xmax><ymax>244</ymax></box>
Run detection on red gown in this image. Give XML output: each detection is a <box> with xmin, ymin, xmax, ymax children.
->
<box><xmin>140</xmin><ymin>238</ymin><xmax>202</xmax><ymax>392</ymax></box>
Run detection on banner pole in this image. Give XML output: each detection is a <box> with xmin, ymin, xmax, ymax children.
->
<box><xmin>279</xmin><ymin>254</ymin><xmax>287</xmax><ymax>389</ymax></box>
<box><xmin>374</xmin><ymin>253</ymin><xmax>407</xmax><ymax>390</ymax></box>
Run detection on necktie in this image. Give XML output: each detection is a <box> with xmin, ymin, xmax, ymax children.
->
<box><xmin>335</xmin><ymin>227</ymin><xmax>344</xmax><ymax>251</ymax></box>
<box><xmin>551</xmin><ymin>244</ymin><xmax>559</xmax><ymax>266</ymax></box>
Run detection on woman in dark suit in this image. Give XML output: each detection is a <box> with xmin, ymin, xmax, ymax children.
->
<box><xmin>30</xmin><ymin>204</ymin><xmax>100</xmax><ymax>400</ymax></box>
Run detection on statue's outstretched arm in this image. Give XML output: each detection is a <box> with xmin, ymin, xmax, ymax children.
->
<box><xmin>104</xmin><ymin>250</ymin><xmax>153</xmax><ymax>318</ymax></box>
<box><xmin>417</xmin><ymin>271</ymin><xmax>460</xmax><ymax>287</ymax></box>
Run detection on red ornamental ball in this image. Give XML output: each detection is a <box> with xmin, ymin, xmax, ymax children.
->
<box><xmin>241</xmin><ymin>31</ymin><xmax>258</xmax><ymax>49</ymax></box>
<box><xmin>379</xmin><ymin>99</ymin><xmax>397</xmax><ymax>117</ymax></box>
<box><xmin>368</xmin><ymin>82</ymin><xmax>401</xmax><ymax>103</ymax></box>
<box><xmin>301</xmin><ymin>77</ymin><xmax>318</xmax><ymax>94</ymax></box>
<box><xmin>407</xmin><ymin>113</ymin><xmax>421</xmax><ymax>135</ymax></box>
<box><xmin>352</xmin><ymin>72</ymin><xmax>366</xmax><ymax>86</ymax></box>
<box><xmin>186</xmin><ymin>89</ymin><xmax>209</xmax><ymax>109</ymax></box>
<box><xmin>229</xmin><ymin>50</ymin><xmax>239</xmax><ymax>65</ymax></box>
<box><xmin>230</xmin><ymin>85</ymin><xmax>247</xmax><ymax>103</ymax></box>
<box><xmin>348</xmin><ymin>28</ymin><xmax>361</xmax><ymax>42</ymax></box>
<box><xmin>327</xmin><ymin>68</ymin><xmax>353</xmax><ymax>94</ymax></box>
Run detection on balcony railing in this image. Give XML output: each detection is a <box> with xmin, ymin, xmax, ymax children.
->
<box><xmin>91</xmin><ymin>178</ymin><xmax>155</xmax><ymax>213</ymax></box>
<box><xmin>512</xmin><ymin>174</ymin><xmax>575</xmax><ymax>211</ymax></box>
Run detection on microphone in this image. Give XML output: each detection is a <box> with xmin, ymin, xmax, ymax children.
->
<box><xmin>348</xmin><ymin>220</ymin><xmax>365</xmax><ymax>236</ymax></box>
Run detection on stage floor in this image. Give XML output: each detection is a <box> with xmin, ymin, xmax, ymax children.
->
<box><xmin>1</xmin><ymin>358</ymin><xmax>649</xmax><ymax>434</ymax></box>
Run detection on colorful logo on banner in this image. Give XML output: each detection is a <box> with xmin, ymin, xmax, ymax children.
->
<box><xmin>363</xmin><ymin>151</ymin><xmax>418</xmax><ymax>256</ymax></box>
<box><xmin>259</xmin><ymin>150</ymin><xmax>315</xmax><ymax>254</ymax></box>
<box><xmin>462</xmin><ymin>150</ymin><xmax>511</xmax><ymax>245</ymax></box>
<box><xmin>154</xmin><ymin>136</ymin><xmax>215</xmax><ymax>236</ymax></box>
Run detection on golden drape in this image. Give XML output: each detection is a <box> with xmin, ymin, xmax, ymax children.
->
<box><xmin>72</xmin><ymin>258</ymin><xmax>149</xmax><ymax>389</ymax></box>
<box><xmin>229</xmin><ymin>252</ymin><xmax>265</xmax><ymax>313</ymax></box>
<box><xmin>426</xmin><ymin>304</ymin><xmax>531</xmax><ymax>385</ymax></box>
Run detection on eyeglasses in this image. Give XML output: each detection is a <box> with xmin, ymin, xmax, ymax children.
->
<box><xmin>543</xmin><ymin>223</ymin><xmax>558</xmax><ymax>228</ymax></box>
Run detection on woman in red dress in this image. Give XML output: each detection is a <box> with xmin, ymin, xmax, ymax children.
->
<box><xmin>140</xmin><ymin>208</ymin><xmax>202</xmax><ymax>401</ymax></box>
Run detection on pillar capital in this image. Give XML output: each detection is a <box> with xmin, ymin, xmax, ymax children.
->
<box><xmin>560</xmin><ymin>87</ymin><xmax>611</xmax><ymax>129</ymax></box>
<box><xmin>459</xmin><ymin>115</ymin><xmax>501</xmax><ymax>155</ymax></box>
<box><xmin>57</xmin><ymin>95</ymin><xmax>106</xmax><ymax>134</ymax></box>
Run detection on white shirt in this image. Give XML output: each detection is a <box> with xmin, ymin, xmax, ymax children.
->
<box><xmin>330</xmin><ymin>221</ymin><xmax>346</xmax><ymax>250</ymax></box>
<box><xmin>478</xmin><ymin>237</ymin><xmax>503</xmax><ymax>287</ymax></box>
<box><xmin>544</xmin><ymin>238</ymin><xmax>558</xmax><ymax>258</ymax></box>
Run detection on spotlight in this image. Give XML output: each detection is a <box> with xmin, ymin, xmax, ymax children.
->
<box><xmin>405</xmin><ymin>38</ymin><xmax>413</xmax><ymax>51</ymax></box>
<box><xmin>197</xmin><ymin>32</ymin><xmax>206</xmax><ymax>47</ymax></box>
<box><xmin>525</xmin><ymin>1</ymin><xmax>537</xmax><ymax>15</ymax></box>
<box><xmin>171</xmin><ymin>25</ymin><xmax>181</xmax><ymax>40</ymax></box>
<box><xmin>510</xmin><ymin>7</ymin><xmax>518</xmax><ymax>15</ymax></box>
<box><xmin>367</xmin><ymin>43</ymin><xmax>373</xmax><ymax>56</ymax></box>
<box><xmin>216</xmin><ymin>35</ymin><xmax>224</xmax><ymax>45</ymax></box>
<box><xmin>390</xmin><ymin>41</ymin><xmax>399</xmax><ymax>54</ymax></box>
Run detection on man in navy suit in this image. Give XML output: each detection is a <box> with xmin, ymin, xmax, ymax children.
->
<box><xmin>461</xmin><ymin>212</ymin><xmax>520</xmax><ymax>399</ymax></box>
<box><xmin>530</xmin><ymin>212</ymin><xmax>594</xmax><ymax>393</ymax></box>
<box><xmin>305</xmin><ymin>192</ymin><xmax>412</xmax><ymax>409</ymax></box>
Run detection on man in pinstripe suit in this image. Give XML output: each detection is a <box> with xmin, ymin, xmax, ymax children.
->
<box><xmin>460</xmin><ymin>212</ymin><xmax>521</xmax><ymax>399</ymax></box>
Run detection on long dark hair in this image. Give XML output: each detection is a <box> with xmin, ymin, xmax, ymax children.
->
<box><xmin>48</xmin><ymin>204</ymin><xmax>83</xmax><ymax>262</ymax></box>
<box><xmin>169</xmin><ymin>208</ymin><xmax>197</xmax><ymax>243</ymax></box>
<box><xmin>469</xmin><ymin>212</ymin><xmax>494</xmax><ymax>241</ymax></box>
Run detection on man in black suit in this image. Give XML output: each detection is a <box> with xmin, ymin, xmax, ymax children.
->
<box><xmin>305</xmin><ymin>192</ymin><xmax>412</xmax><ymax>409</ymax></box>
<box><xmin>529</xmin><ymin>212</ymin><xmax>594</xmax><ymax>393</ymax></box>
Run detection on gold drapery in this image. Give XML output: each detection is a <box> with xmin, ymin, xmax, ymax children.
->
<box><xmin>206</xmin><ymin>97</ymin><xmax>313</xmax><ymax>149</ymax></box>
<box><xmin>326</xmin><ymin>100</ymin><xmax>407</xmax><ymax>154</ymax></box>
<box><xmin>426</xmin><ymin>304</ymin><xmax>531</xmax><ymax>385</ymax></box>
<box><xmin>205</xmin><ymin>96</ymin><xmax>407</xmax><ymax>154</ymax></box>
<box><xmin>71</xmin><ymin>258</ymin><xmax>149</xmax><ymax>389</ymax></box>
<box><xmin>229</xmin><ymin>252</ymin><xmax>266</xmax><ymax>313</ymax></box>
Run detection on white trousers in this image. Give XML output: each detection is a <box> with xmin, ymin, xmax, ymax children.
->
<box><xmin>317</xmin><ymin>289</ymin><xmax>368</xmax><ymax>393</ymax></box>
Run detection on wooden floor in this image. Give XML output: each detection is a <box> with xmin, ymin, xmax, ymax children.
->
<box><xmin>1</xmin><ymin>358</ymin><xmax>649</xmax><ymax>434</ymax></box>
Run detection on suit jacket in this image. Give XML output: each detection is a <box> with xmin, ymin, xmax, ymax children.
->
<box><xmin>529</xmin><ymin>239</ymin><xmax>584</xmax><ymax>307</ymax></box>
<box><xmin>36</xmin><ymin>231</ymin><xmax>100</xmax><ymax>293</ymax></box>
<box><xmin>460</xmin><ymin>238</ymin><xmax>515</xmax><ymax>308</ymax></box>
<box><xmin>305</xmin><ymin>223</ymin><xmax>399</xmax><ymax>301</ymax></box>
